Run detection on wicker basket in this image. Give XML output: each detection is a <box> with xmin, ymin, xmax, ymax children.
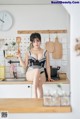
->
<box><xmin>59</xmin><ymin>73</ymin><xmax>67</xmax><ymax>79</ymax></box>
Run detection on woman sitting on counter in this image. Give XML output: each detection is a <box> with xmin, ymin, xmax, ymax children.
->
<box><xmin>17</xmin><ymin>33</ymin><xmax>52</xmax><ymax>98</ymax></box>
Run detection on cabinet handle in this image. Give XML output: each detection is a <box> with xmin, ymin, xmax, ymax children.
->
<box><xmin>28</xmin><ymin>86</ymin><xmax>30</xmax><ymax>88</ymax></box>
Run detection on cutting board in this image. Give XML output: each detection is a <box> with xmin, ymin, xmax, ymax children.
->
<box><xmin>52</xmin><ymin>37</ymin><xmax>62</xmax><ymax>59</ymax></box>
<box><xmin>45</xmin><ymin>37</ymin><xmax>54</xmax><ymax>53</ymax></box>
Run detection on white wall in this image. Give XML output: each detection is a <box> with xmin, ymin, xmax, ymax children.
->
<box><xmin>0</xmin><ymin>5</ymin><xmax>70</xmax><ymax>78</ymax></box>
<box><xmin>0</xmin><ymin>5</ymin><xmax>69</xmax><ymax>34</ymax></box>
<box><xmin>0</xmin><ymin>4</ymin><xmax>80</xmax><ymax>119</ymax></box>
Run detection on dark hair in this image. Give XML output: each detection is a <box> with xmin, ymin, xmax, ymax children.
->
<box><xmin>30</xmin><ymin>33</ymin><xmax>41</xmax><ymax>42</ymax></box>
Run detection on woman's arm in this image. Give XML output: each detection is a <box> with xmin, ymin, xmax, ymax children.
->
<box><xmin>46</xmin><ymin>51</ymin><xmax>52</xmax><ymax>81</ymax></box>
<box><xmin>18</xmin><ymin>52</ymin><xmax>29</xmax><ymax>69</ymax></box>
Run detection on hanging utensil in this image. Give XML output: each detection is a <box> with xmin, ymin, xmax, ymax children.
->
<box><xmin>16</xmin><ymin>37</ymin><xmax>21</xmax><ymax>54</ymax></box>
<box><xmin>52</xmin><ymin>36</ymin><xmax>63</xmax><ymax>59</ymax></box>
<box><xmin>45</xmin><ymin>32</ymin><xmax>54</xmax><ymax>53</ymax></box>
<box><xmin>0</xmin><ymin>39</ymin><xmax>5</xmax><ymax>49</ymax></box>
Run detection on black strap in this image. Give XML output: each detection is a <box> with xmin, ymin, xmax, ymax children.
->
<box><xmin>44</xmin><ymin>50</ymin><xmax>47</xmax><ymax>57</ymax></box>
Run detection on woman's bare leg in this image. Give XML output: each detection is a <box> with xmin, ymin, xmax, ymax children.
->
<box><xmin>26</xmin><ymin>69</ymin><xmax>46</xmax><ymax>98</ymax></box>
<box><xmin>37</xmin><ymin>73</ymin><xmax>46</xmax><ymax>98</ymax></box>
<box><xmin>26</xmin><ymin>68</ymin><xmax>41</xmax><ymax>98</ymax></box>
<box><xmin>33</xmin><ymin>69</ymin><xmax>40</xmax><ymax>98</ymax></box>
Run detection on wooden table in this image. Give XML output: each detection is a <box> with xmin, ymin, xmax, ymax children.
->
<box><xmin>0</xmin><ymin>98</ymin><xmax>72</xmax><ymax>113</ymax></box>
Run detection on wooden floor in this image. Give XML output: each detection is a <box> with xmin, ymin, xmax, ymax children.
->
<box><xmin>0</xmin><ymin>98</ymin><xmax>72</xmax><ymax>113</ymax></box>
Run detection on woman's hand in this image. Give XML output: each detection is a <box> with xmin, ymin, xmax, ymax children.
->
<box><xmin>16</xmin><ymin>51</ymin><xmax>21</xmax><ymax>58</ymax></box>
<box><xmin>48</xmin><ymin>78</ymin><xmax>53</xmax><ymax>82</ymax></box>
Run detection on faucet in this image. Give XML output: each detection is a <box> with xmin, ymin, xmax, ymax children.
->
<box><xmin>8</xmin><ymin>60</ymin><xmax>19</xmax><ymax>79</ymax></box>
<box><xmin>13</xmin><ymin>71</ymin><xmax>17</xmax><ymax>79</ymax></box>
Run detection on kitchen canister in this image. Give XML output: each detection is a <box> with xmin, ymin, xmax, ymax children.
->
<box><xmin>0</xmin><ymin>66</ymin><xmax>5</xmax><ymax>81</ymax></box>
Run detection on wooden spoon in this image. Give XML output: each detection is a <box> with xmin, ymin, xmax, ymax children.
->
<box><xmin>16</xmin><ymin>37</ymin><xmax>21</xmax><ymax>53</ymax></box>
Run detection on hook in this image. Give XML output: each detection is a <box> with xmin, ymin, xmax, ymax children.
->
<box><xmin>48</xmin><ymin>30</ymin><xmax>51</xmax><ymax>41</ymax></box>
<box><xmin>55</xmin><ymin>33</ymin><xmax>58</xmax><ymax>40</ymax></box>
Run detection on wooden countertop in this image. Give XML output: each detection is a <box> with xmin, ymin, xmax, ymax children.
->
<box><xmin>0</xmin><ymin>79</ymin><xmax>70</xmax><ymax>84</ymax></box>
<box><xmin>0</xmin><ymin>98</ymin><xmax>71</xmax><ymax>113</ymax></box>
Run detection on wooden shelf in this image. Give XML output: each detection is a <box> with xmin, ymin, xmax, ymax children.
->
<box><xmin>0</xmin><ymin>98</ymin><xmax>72</xmax><ymax>113</ymax></box>
<box><xmin>17</xmin><ymin>29</ymin><xmax>67</xmax><ymax>34</ymax></box>
<box><xmin>5</xmin><ymin>56</ymin><xmax>16</xmax><ymax>59</ymax></box>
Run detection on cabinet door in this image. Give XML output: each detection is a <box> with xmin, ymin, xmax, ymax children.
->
<box><xmin>0</xmin><ymin>84</ymin><xmax>32</xmax><ymax>98</ymax></box>
<box><xmin>43</xmin><ymin>84</ymin><xmax>70</xmax><ymax>96</ymax></box>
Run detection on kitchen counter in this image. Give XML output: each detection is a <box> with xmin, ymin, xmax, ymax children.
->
<box><xmin>0</xmin><ymin>98</ymin><xmax>71</xmax><ymax>113</ymax></box>
<box><xmin>0</xmin><ymin>78</ymin><xmax>70</xmax><ymax>84</ymax></box>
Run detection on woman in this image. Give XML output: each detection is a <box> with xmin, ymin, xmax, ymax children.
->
<box><xmin>17</xmin><ymin>33</ymin><xmax>52</xmax><ymax>98</ymax></box>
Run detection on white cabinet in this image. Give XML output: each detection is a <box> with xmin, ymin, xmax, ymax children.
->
<box><xmin>43</xmin><ymin>83</ymin><xmax>70</xmax><ymax>96</ymax></box>
<box><xmin>43</xmin><ymin>83</ymin><xmax>70</xmax><ymax>106</ymax></box>
<box><xmin>0</xmin><ymin>84</ymin><xmax>32</xmax><ymax>98</ymax></box>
